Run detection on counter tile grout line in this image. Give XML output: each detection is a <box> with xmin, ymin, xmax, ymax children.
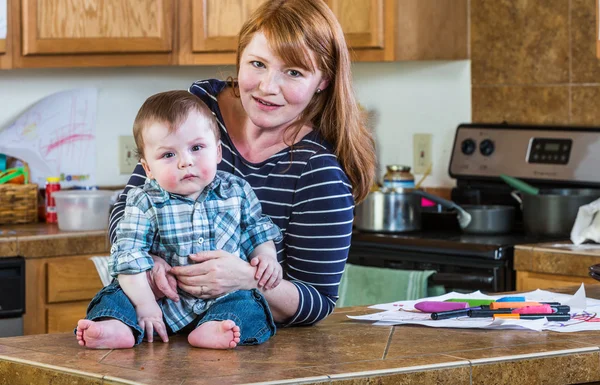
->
<box><xmin>382</xmin><ymin>326</ymin><xmax>395</xmax><ymax>359</ymax></box>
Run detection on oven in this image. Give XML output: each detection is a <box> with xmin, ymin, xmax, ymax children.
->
<box><xmin>0</xmin><ymin>257</ymin><xmax>25</xmax><ymax>337</ymax></box>
<box><xmin>350</xmin><ymin>123</ymin><xmax>600</xmax><ymax>294</ymax></box>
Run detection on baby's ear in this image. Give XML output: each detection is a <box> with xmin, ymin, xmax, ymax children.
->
<box><xmin>140</xmin><ymin>158</ymin><xmax>153</xmax><ymax>179</ymax></box>
<box><xmin>216</xmin><ymin>141</ymin><xmax>223</xmax><ymax>164</ymax></box>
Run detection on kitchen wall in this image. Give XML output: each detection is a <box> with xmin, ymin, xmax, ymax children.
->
<box><xmin>0</xmin><ymin>61</ymin><xmax>470</xmax><ymax>188</ymax></box>
<box><xmin>471</xmin><ymin>0</ymin><xmax>600</xmax><ymax>125</ymax></box>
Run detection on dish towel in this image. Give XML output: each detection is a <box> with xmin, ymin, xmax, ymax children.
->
<box><xmin>571</xmin><ymin>198</ymin><xmax>600</xmax><ymax>245</ymax></box>
<box><xmin>90</xmin><ymin>256</ymin><xmax>112</xmax><ymax>287</ymax></box>
<box><xmin>336</xmin><ymin>263</ymin><xmax>443</xmax><ymax>308</ymax></box>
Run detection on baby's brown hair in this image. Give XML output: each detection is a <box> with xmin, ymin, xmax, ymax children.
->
<box><xmin>133</xmin><ymin>90</ymin><xmax>219</xmax><ymax>159</ymax></box>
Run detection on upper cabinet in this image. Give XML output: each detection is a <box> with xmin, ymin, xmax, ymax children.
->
<box><xmin>0</xmin><ymin>0</ymin><xmax>12</xmax><ymax>69</ymax></box>
<box><xmin>5</xmin><ymin>0</ymin><xmax>468</xmax><ymax>69</ymax></box>
<box><xmin>179</xmin><ymin>0</ymin><xmax>266</xmax><ymax>65</ymax></box>
<box><xmin>327</xmin><ymin>0</ymin><xmax>468</xmax><ymax>62</ymax></box>
<box><xmin>326</xmin><ymin>0</ymin><xmax>385</xmax><ymax>58</ymax></box>
<box><xmin>13</xmin><ymin>0</ymin><xmax>175</xmax><ymax>68</ymax></box>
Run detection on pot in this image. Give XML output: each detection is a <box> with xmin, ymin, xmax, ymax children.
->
<box><xmin>354</xmin><ymin>188</ymin><xmax>514</xmax><ymax>234</ymax></box>
<box><xmin>354</xmin><ymin>188</ymin><xmax>422</xmax><ymax>233</ymax></box>
<box><xmin>512</xmin><ymin>188</ymin><xmax>600</xmax><ymax>236</ymax></box>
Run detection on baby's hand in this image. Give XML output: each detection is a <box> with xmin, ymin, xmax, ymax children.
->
<box><xmin>252</xmin><ymin>254</ymin><xmax>282</xmax><ymax>290</ymax></box>
<box><xmin>135</xmin><ymin>301</ymin><xmax>168</xmax><ymax>343</ymax></box>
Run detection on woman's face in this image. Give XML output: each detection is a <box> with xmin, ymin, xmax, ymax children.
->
<box><xmin>237</xmin><ymin>32</ymin><xmax>329</xmax><ymax>132</ymax></box>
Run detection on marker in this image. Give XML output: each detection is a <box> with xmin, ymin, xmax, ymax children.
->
<box><xmin>430</xmin><ymin>308</ymin><xmax>472</xmax><ymax>320</ymax></box>
<box><xmin>493</xmin><ymin>314</ymin><xmax>571</xmax><ymax>321</ymax></box>
<box><xmin>468</xmin><ymin>309</ymin><xmax>512</xmax><ymax>318</ymax></box>
<box><xmin>490</xmin><ymin>301</ymin><xmax>542</xmax><ymax>310</ymax></box>
<box><xmin>496</xmin><ymin>296</ymin><xmax>525</xmax><ymax>302</ymax></box>
<box><xmin>415</xmin><ymin>301</ymin><xmax>469</xmax><ymax>313</ymax></box>
<box><xmin>445</xmin><ymin>299</ymin><xmax>495</xmax><ymax>307</ymax></box>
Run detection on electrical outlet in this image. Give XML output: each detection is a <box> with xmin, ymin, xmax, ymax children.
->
<box><xmin>118</xmin><ymin>136</ymin><xmax>138</xmax><ymax>174</ymax></box>
<box><xmin>413</xmin><ymin>133</ymin><xmax>432</xmax><ymax>174</ymax></box>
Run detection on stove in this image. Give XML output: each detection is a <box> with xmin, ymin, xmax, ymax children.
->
<box><xmin>350</xmin><ymin>123</ymin><xmax>600</xmax><ymax>293</ymax></box>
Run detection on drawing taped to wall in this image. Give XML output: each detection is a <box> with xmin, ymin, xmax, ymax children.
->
<box><xmin>0</xmin><ymin>88</ymin><xmax>98</xmax><ymax>187</ymax></box>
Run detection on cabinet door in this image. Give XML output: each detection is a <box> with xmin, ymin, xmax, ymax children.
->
<box><xmin>192</xmin><ymin>0</ymin><xmax>266</xmax><ymax>54</ymax></box>
<box><xmin>21</xmin><ymin>0</ymin><xmax>173</xmax><ymax>55</ymax></box>
<box><xmin>327</xmin><ymin>0</ymin><xmax>384</xmax><ymax>50</ymax></box>
<box><xmin>0</xmin><ymin>0</ymin><xmax>12</xmax><ymax>69</ymax></box>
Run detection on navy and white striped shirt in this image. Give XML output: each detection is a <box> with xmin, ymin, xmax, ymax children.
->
<box><xmin>109</xmin><ymin>79</ymin><xmax>355</xmax><ymax>326</ymax></box>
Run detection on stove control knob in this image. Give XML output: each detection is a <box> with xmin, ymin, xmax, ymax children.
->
<box><xmin>461</xmin><ymin>138</ymin><xmax>476</xmax><ymax>155</ymax></box>
<box><xmin>479</xmin><ymin>139</ymin><xmax>495</xmax><ymax>156</ymax></box>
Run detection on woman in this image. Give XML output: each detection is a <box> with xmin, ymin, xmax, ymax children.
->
<box><xmin>108</xmin><ymin>0</ymin><xmax>375</xmax><ymax>328</ymax></box>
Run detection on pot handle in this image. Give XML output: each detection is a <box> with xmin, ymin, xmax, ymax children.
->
<box><xmin>510</xmin><ymin>190</ymin><xmax>523</xmax><ymax>208</ymax></box>
<box><xmin>414</xmin><ymin>190</ymin><xmax>472</xmax><ymax>229</ymax></box>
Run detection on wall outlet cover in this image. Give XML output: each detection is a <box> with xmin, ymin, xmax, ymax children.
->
<box><xmin>413</xmin><ymin>133</ymin><xmax>432</xmax><ymax>174</ymax></box>
<box><xmin>118</xmin><ymin>136</ymin><xmax>138</xmax><ymax>175</ymax></box>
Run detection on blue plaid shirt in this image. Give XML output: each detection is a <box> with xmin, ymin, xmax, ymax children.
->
<box><xmin>109</xmin><ymin>170</ymin><xmax>282</xmax><ymax>332</ymax></box>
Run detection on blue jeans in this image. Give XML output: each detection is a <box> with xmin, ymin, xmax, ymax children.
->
<box><xmin>77</xmin><ymin>281</ymin><xmax>276</xmax><ymax>346</ymax></box>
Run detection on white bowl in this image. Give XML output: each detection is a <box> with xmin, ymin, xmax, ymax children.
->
<box><xmin>53</xmin><ymin>190</ymin><xmax>114</xmax><ymax>231</ymax></box>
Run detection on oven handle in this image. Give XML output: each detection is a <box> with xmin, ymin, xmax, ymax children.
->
<box><xmin>430</xmin><ymin>272</ymin><xmax>494</xmax><ymax>286</ymax></box>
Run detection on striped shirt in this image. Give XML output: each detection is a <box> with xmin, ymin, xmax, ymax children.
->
<box><xmin>109</xmin><ymin>79</ymin><xmax>355</xmax><ymax>326</ymax></box>
<box><xmin>110</xmin><ymin>172</ymin><xmax>281</xmax><ymax>332</ymax></box>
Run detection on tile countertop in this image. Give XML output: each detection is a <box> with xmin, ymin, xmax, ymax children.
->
<box><xmin>515</xmin><ymin>242</ymin><xmax>600</xmax><ymax>278</ymax></box>
<box><xmin>0</xmin><ymin>223</ymin><xmax>109</xmax><ymax>258</ymax></box>
<box><xmin>3</xmin><ymin>286</ymin><xmax>600</xmax><ymax>384</ymax></box>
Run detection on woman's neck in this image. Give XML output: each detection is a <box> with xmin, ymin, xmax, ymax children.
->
<box><xmin>219</xmin><ymin>89</ymin><xmax>312</xmax><ymax>164</ymax></box>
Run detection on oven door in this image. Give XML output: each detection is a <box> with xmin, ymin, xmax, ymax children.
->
<box><xmin>348</xmin><ymin>246</ymin><xmax>513</xmax><ymax>293</ymax></box>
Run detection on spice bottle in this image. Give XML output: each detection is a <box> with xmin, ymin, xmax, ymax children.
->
<box><xmin>45</xmin><ymin>177</ymin><xmax>61</xmax><ymax>223</ymax></box>
<box><xmin>383</xmin><ymin>165</ymin><xmax>415</xmax><ymax>189</ymax></box>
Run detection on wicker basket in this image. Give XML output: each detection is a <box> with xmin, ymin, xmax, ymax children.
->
<box><xmin>0</xmin><ymin>183</ymin><xmax>39</xmax><ymax>225</ymax></box>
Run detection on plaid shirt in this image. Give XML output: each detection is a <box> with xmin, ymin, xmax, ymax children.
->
<box><xmin>109</xmin><ymin>170</ymin><xmax>282</xmax><ymax>332</ymax></box>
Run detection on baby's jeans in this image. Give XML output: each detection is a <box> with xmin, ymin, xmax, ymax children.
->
<box><xmin>77</xmin><ymin>281</ymin><xmax>276</xmax><ymax>346</ymax></box>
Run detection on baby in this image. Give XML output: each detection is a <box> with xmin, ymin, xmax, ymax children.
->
<box><xmin>76</xmin><ymin>90</ymin><xmax>282</xmax><ymax>349</ymax></box>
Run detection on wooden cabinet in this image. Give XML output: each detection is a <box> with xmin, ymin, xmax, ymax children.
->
<box><xmin>178</xmin><ymin>0</ymin><xmax>266</xmax><ymax>65</ymax></box>
<box><xmin>13</xmin><ymin>0</ymin><xmax>175</xmax><ymax>68</ymax></box>
<box><xmin>0</xmin><ymin>0</ymin><xmax>12</xmax><ymax>69</ymax></box>
<box><xmin>514</xmin><ymin>244</ymin><xmax>600</xmax><ymax>292</ymax></box>
<box><xmin>24</xmin><ymin>254</ymin><xmax>103</xmax><ymax>335</ymax></box>
<box><xmin>5</xmin><ymin>0</ymin><xmax>468</xmax><ymax>69</ymax></box>
<box><xmin>516</xmin><ymin>271</ymin><xmax>597</xmax><ymax>292</ymax></box>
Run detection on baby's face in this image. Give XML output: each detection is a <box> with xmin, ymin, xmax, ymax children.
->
<box><xmin>140</xmin><ymin>110</ymin><xmax>221</xmax><ymax>200</ymax></box>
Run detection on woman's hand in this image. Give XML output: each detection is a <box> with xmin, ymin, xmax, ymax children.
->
<box><xmin>147</xmin><ymin>255</ymin><xmax>180</xmax><ymax>302</ymax></box>
<box><xmin>170</xmin><ymin>250</ymin><xmax>257</xmax><ymax>299</ymax></box>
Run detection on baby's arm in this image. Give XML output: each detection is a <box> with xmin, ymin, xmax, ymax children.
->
<box><xmin>249</xmin><ymin>240</ymin><xmax>282</xmax><ymax>290</ymax></box>
<box><xmin>118</xmin><ymin>273</ymin><xmax>168</xmax><ymax>343</ymax></box>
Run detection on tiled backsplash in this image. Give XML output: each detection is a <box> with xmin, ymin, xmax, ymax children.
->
<box><xmin>471</xmin><ymin>0</ymin><xmax>600</xmax><ymax>125</ymax></box>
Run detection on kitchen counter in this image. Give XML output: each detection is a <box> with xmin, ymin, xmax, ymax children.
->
<box><xmin>0</xmin><ymin>223</ymin><xmax>109</xmax><ymax>258</ymax></box>
<box><xmin>3</xmin><ymin>285</ymin><xmax>600</xmax><ymax>385</ymax></box>
<box><xmin>514</xmin><ymin>242</ymin><xmax>600</xmax><ymax>291</ymax></box>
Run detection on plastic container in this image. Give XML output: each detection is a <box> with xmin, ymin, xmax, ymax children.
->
<box><xmin>52</xmin><ymin>190</ymin><xmax>114</xmax><ymax>231</ymax></box>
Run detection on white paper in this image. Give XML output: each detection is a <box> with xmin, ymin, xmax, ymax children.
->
<box><xmin>0</xmin><ymin>0</ymin><xmax>6</xmax><ymax>40</ymax></box>
<box><xmin>348</xmin><ymin>284</ymin><xmax>600</xmax><ymax>333</ymax></box>
<box><xmin>0</xmin><ymin>88</ymin><xmax>98</xmax><ymax>187</ymax></box>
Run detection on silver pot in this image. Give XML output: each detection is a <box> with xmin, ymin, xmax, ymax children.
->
<box><xmin>512</xmin><ymin>188</ymin><xmax>600</xmax><ymax>236</ymax></box>
<box><xmin>354</xmin><ymin>188</ymin><xmax>421</xmax><ymax>232</ymax></box>
<box><xmin>355</xmin><ymin>188</ymin><xmax>515</xmax><ymax>234</ymax></box>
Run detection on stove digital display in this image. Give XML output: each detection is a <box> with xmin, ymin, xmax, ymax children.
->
<box><xmin>528</xmin><ymin>138</ymin><xmax>571</xmax><ymax>164</ymax></box>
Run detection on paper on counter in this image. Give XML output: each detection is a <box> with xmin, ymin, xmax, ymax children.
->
<box><xmin>348</xmin><ymin>284</ymin><xmax>600</xmax><ymax>333</ymax></box>
<box><xmin>0</xmin><ymin>88</ymin><xmax>98</xmax><ymax>187</ymax></box>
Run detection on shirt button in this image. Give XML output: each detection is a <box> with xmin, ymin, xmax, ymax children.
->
<box><xmin>197</xmin><ymin>237</ymin><xmax>204</xmax><ymax>245</ymax></box>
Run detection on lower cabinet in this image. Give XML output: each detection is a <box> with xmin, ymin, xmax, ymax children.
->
<box><xmin>24</xmin><ymin>254</ymin><xmax>104</xmax><ymax>335</ymax></box>
<box><xmin>516</xmin><ymin>271</ymin><xmax>597</xmax><ymax>292</ymax></box>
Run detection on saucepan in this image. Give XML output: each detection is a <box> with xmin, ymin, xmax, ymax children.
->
<box><xmin>354</xmin><ymin>188</ymin><xmax>515</xmax><ymax>234</ymax></box>
<box><xmin>501</xmin><ymin>174</ymin><xmax>600</xmax><ymax>236</ymax></box>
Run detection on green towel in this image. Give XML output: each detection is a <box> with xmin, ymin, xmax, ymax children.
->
<box><xmin>336</xmin><ymin>263</ymin><xmax>444</xmax><ymax>308</ymax></box>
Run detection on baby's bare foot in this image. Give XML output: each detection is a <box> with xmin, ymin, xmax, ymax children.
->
<box><xmin>76</xmin><ymin>319</ymin><xmax>135</xmax><ymax>349</ymax></box>
<box><xmin>188</xmin><ymin>320</ymin><xmax>241</xmax><ymax>349</ymax></box>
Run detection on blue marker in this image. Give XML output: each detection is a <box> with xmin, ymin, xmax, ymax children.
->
<box><xmin>496</xmin><ymin>296</ymin><xmax>525</xmax><ymax>302</ymax></box>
